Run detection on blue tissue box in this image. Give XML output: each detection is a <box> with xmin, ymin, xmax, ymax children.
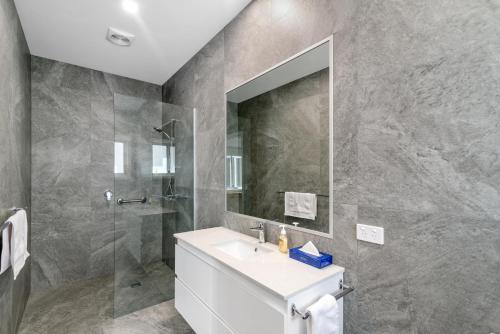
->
<box><xmin>289</xmin><ymin>246</ymin><xmax>333</xmax><ymax>269</ymax></box>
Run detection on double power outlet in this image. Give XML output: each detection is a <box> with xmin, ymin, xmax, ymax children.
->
<box><xmin>356</xmin><ymin>224</ymin><xmax>384</xmax><ymax>245</ymax></box>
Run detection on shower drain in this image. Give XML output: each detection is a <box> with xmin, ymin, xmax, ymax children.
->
<box><xmin>130</xmin><ymin>281</ymin><xmax>142</xmax><ymax>288</ymax></box>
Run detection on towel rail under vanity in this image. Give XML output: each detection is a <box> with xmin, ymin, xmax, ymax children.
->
<box><xmin>291</xmin><ymin>279</ymin><xmax>354</xmax><ymax>320</ymax></box>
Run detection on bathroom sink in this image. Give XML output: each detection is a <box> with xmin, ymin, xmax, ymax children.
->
<box><xmin>214</xmin><ymin>239</ymin><xmax>272</xmax><ymax>260</ymax></box>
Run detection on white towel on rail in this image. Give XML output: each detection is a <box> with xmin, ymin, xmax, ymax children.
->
<box><xmin>306</xmin><ymin>294</ymin><xmax>340</xmax><ymax>334</ymax></box>
<box><xmin>284</xmin><ymin>192</ymin><xmax>317</xmax><ymax>220</ymax></box>
<box><xmin>0</xmin><ymin>209</ymin><xmax>30</xmax><ymax>279</ymax></box>
<box><xmin>0</xmin><ymin>222</ymin><xmax>11</xmax><ymax>275</ymax></box>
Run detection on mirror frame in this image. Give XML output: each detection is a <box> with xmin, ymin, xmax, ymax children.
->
<box><xmin>224</xmin><ymin>35</ymin><xmax>334</xmax><ymax>238</ymax></box>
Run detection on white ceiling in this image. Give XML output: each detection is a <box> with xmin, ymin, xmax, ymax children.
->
<box><xmin>14</xmin><ymin>0</ymin><xmax>251</xmax><ymax>84</ymax></box>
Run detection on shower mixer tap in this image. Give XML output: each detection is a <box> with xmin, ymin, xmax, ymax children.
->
<box><xmin>104</xmin><ymin>190</ymin><xmax>113</xmax><ymax>201</ymax></box>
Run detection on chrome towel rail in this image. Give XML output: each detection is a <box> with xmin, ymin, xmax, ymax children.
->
<box><xmin>277</xmin><ymin>191</ymin><xmax>329</xmax><ymax>198</ymax></box>
<box><xmin>8</xmin><ymin>207</ymin><xmax>26</xmax><ymax>212</ymax></box>
<box><xmin>291</xmin><ymin>279</ymin><xmax>354</xmax><ymax>320</ymax></box>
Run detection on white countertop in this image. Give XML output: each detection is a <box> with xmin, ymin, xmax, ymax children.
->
<box><xmin>174</xmin><ymin>227</ymin><xmax>344</xmax><ymax>300</ymax></box>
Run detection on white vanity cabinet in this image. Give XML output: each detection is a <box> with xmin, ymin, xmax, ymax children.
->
<box><xmin>174</xmin><ymin>228</ymin><xmax>345</xmax><ymax>334</ymax></box>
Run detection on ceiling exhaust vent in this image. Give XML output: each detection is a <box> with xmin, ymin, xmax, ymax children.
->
<box><xmin>106</xmin><ymin>27</ymin><xmax>135</xmax><ymax>46</ymax></box>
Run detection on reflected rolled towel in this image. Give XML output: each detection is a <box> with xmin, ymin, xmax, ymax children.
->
<box><xmin>284</xmin><ymin>192</ymin><xmax>317</xmax><ymax>220</ymax></box>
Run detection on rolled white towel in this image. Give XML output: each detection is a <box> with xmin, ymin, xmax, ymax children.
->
<box><xmin>306</xmin><ymin>294</ymin><xmax>340</xmax><ymax>334</ymax></box>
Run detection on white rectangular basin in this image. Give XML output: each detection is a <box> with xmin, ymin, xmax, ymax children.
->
<box><xmin>214</xmin><ymin>239</ymin><xmax>272</xmax><ymax>260</ymax></box>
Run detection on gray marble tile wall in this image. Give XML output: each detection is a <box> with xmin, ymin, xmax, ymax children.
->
<box><xmin>0</xmin><ymin>0</ymin><xmax>31</xmax><ymax>332</ymax></box>
<box><xmin>163</xmin><ymin>31</ymin><xmax>226</xmax><ymax>230</ymax></box>
<box><xmin>163</xmin><ymin>0</ymin><xmax>500</xmax><ymax>332</ymax></box>
<box><xmin>31</xmin><ymin>56</ymin><xmax>161</xmax><ymax>293</ymax></box>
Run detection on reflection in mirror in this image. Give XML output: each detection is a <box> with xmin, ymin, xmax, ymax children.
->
<box><xmin>114</xmin><ymin>142</ymin><xmax>125</xmax><ymax>174</ymax></box>
<box><xmin>226</xmin><ymin>38</ymin><xmax>332</xmax><ymax>235</ymax></box>
<box><xmin>152</xmin><ymin>144</ymin><xmax>167</xmax><ymax>174</ymax></box>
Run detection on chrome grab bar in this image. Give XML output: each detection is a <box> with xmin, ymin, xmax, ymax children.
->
<box><xmin>116</xmin><ymin>197</ymin><xmax>147</xmax><ymax>205</ymax></box>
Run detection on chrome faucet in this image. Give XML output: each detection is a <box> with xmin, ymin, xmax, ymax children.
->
<box><xmin>250</xmin><ymin>222</ymin><xmax>265</xmax><ymax>243</ymax></box>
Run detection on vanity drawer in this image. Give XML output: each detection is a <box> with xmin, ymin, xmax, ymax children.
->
<box><xmin>175</xmin><ymin>278</ymin><xmax>234</xmax><ymax>334</ymax></box>
<box><xmin>175</xmin><ymin>243</ymin><xmax>285</xmax><ymax>334</ymax></box>
<box><xmin>175</xmin><ymin>244</ymin><xmax>218</xmax><ymax>304</ymax></box>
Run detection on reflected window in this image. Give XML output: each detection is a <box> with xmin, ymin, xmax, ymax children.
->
<box><xmin>169</xmin><ymin>146</ymin><xmax>175</xmax><ymax>174</ymax></box>
<box><xmin>226</xmin><ymin>155</ymin><xmax>242</xmax><ymax>189</ymax></box>
<box><xmin>152</xmin><ymin>145</ymin><xmax>168</xmax><ymax>174</ymax></box>
<box><xmin>114</xmin><ymin>142</ymin><xmax>125</xmax><ymax>174</ymax></box>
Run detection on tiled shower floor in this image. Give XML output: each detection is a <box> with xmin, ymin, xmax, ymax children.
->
<box><xmin>114</xmin><ymin>261</ymin><xmax>176</xmax><ymax>317</ymax></box>
<box><xmin>18</xmin><ymin>274</ymin><xmax>194</xmax><ymax>334</ymax></box>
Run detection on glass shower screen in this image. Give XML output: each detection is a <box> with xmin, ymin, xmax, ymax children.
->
<box><xmin>113</xmin><ymin>94</ymin><xmax>194</xmax><ymax>317</ymax></box>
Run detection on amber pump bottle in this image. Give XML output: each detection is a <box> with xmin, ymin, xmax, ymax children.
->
<box><xmin>278</xmin><ymin>225</ymin><xmax>288</xmax><ymax>253</ymax></box>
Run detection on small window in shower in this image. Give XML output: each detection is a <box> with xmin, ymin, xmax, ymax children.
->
<box><xmin>226</xmin><ymin>155</ymin><xmax>242</xmax><ymax>190</ymax></box>
<box><xmin>152</xmin><ymin>144</ymin><xmax>168</xmax><ymax>174</ymax></box>
<box><xmin>114</xmin><ymin>142</ymin><xmax>125</xmax><ymax>174</ymax></box>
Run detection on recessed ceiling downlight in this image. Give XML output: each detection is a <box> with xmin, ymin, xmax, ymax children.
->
<box><xmin>122</xmin><ymin>0</ymin><xmax>139</xmax><ymax>14</ymax></box>
<box><xmin>106</xmin><ymin>27</ymin><xmax>135</xmax><ymax>47</ymax></box>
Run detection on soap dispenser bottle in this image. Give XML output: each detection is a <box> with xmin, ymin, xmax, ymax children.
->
<box><xmin>278</xmin><ymin>225</ymin><xmax>288</xmax><ymax>253</ymax></box>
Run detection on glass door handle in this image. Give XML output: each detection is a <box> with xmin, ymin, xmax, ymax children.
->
<box><xmin>116</xmin><ymin>197</ymin><xmax>147</xmax><ymax>205</ymax></box>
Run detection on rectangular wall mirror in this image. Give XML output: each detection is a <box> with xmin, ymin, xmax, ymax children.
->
<box><xmin>225</xmin><ymin>36</ymin><xmax>333</xmax><ymax>237</ymax></box>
